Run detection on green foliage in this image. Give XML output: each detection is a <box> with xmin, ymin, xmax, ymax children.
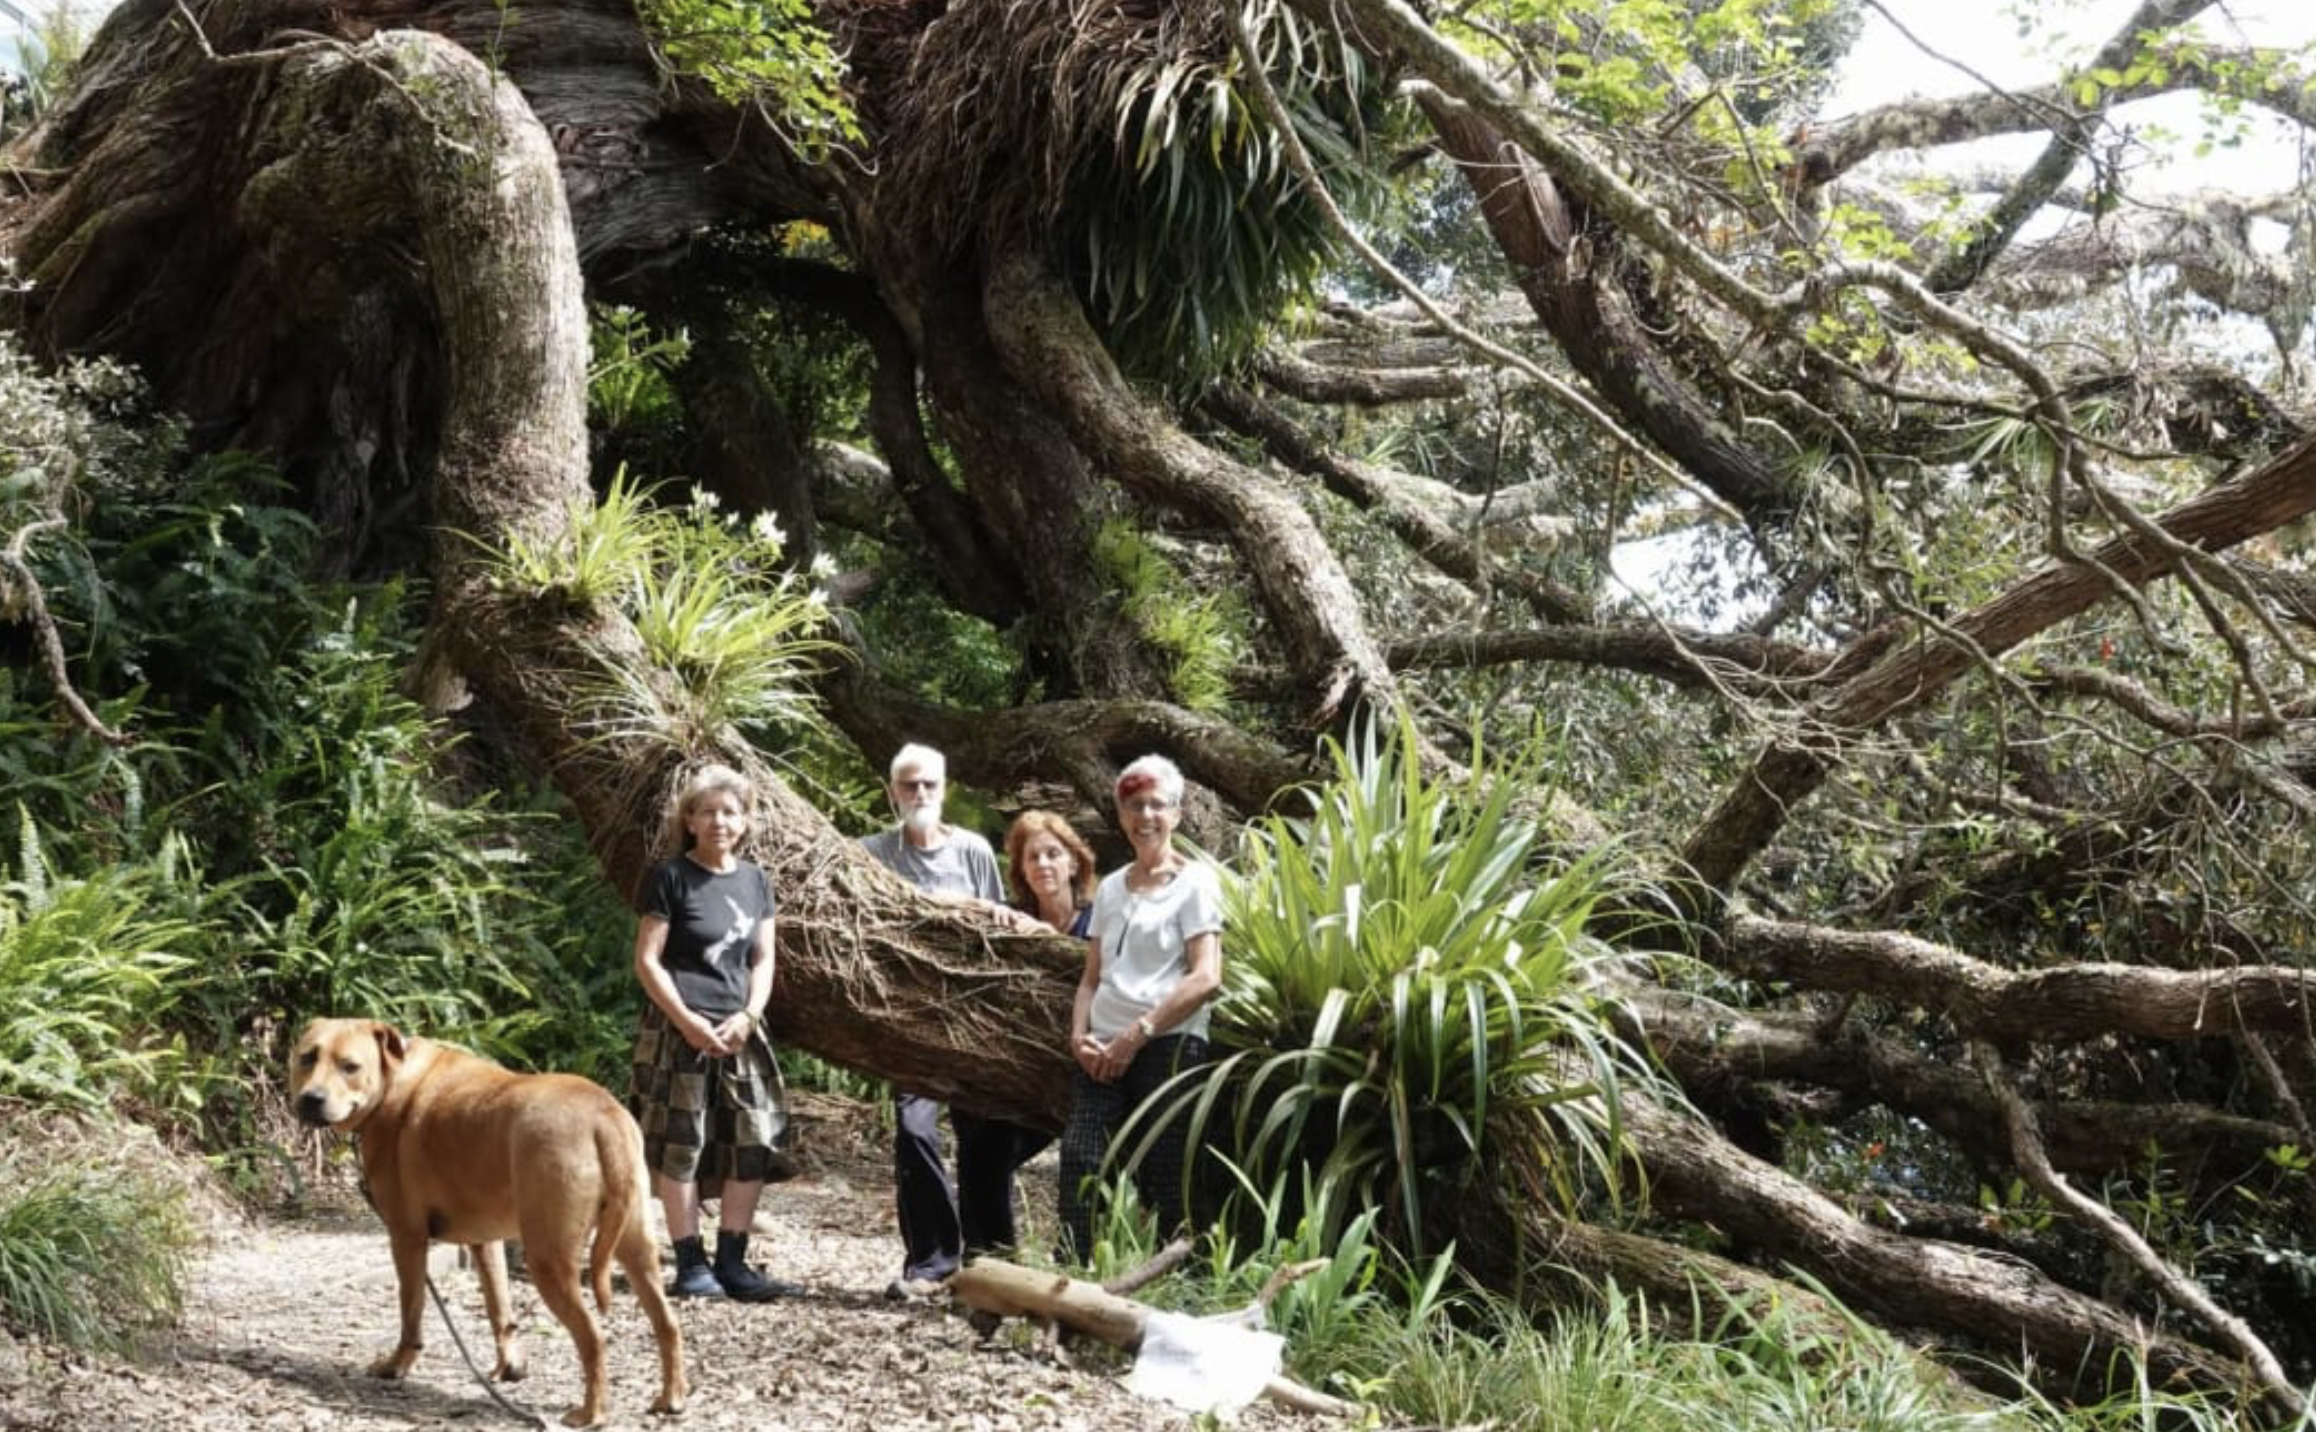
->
<box><xmin>0</xmin><ymin>331</ymin><xmax>650</xmax><ymax>1138</ymax></box>
<box><xmin>491</xmin><ymin>465</ymin><xmax>657</xmax><ymax>607</ymax></box>
<box><xmin>1215</xmin><ymin>1165</ymin><xmax>1457</xmax><ymax>1364</ymax></box>
<box><xmin>1045</xmin><ymin>1167</ymin><xmax>2275</xmax><ymax>1432</ymax></box>
<box><xmin>0</xmin><ymin>1</ymin><xmax>90</xmax><ymax>141</ymax></box>
<box><xmin>1079</xmin><ymin>3</ymin><xmax>1391</xmax><ymax>380</ymax></box>
<box><xmin>630</xmin><ymin>0</ymin><xmax>859</xmax><ymax>153</ymax></box>
<box><xmin>7</xmin><ymin>322</ymin><xmax>323</xmax><ymax>796</ymax></box>
<box><xmin>842</xmin><ymin>549</ymin><xmax>1021</xmax><ymax>714</ymax></box>
<box><xmin>1073</xmin><ymin>1175</ymin><xmax>1168</xmax><ymax>1288</ymax></box>
<box><xmin>492</xmin><ymin>477</ymin><xmax>836</xmax><ymax>755</ymax></box>
<box><xmin>1182</xmin><ymin>711</ymin><xmax>1670</xmax><ymax>1256</ymax></box>
<box><xmin>1091</xmin><ymin>520</ymin><xmax>1249</xmax><ymax>713</ymax></box>
<box><xmin>0</xmin><ymin>673</ymin><xmax>146</xmax><ymax>875</ymax></box>
<box><xmin>55</xmin><ymin>454</ymin><xmax>319</xmax><ymax>720</ymax></box>
<box><xmin>210</xmin><ymin>593</ymin><xmax>536</xmax><ymax>1036</ymax></box>
<box><xmin>1461</xmin><ymin>0</ymin><xmax>1854</xmax><ymax>126</ymax></box>
<box><xmin>0</xmin><ymin>845</ymin><xmax>197</xmax><ymax>1109</ymax></box>
<box><xmin>587</xmin><ymin>304</ymin><xmax>691</xmax><ymax>440</ymax></box>
<box><xmin>1298</xmin><ymin>1277</ymin><xmax>2019</xmax><ymax>1432</ymax></box>
<box><xmin>0</xmin><ymin>1151</ymin><xmax>195</xmax><ymax>1353</ymax></box>
<box><xmin>2016</xmin><ymin>1358</ymin><xmax>2309</xmax><ymax>1432</ymax></box>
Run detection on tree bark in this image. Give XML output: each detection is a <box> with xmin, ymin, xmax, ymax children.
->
<box><xmin>1718</xmin><ymin>916</ymin><xmax>2316</xmax><ymax>1049</ymax></box>
<box><xmin>981</xmin><ymin>248</ymin><xmax>1400</xmax><ymax>726</ymax></box>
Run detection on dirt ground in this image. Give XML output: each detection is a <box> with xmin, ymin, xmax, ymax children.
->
<box><xmin>0</xmin><ymin>1092</ymin><xmax>1308</xmax><ymax>1432</ymax></box>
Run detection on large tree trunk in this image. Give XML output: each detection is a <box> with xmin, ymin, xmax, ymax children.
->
<box><xmin>3</xmin><ymin>0</ymin><xmax>1084</xmax><ymax>1129</ymax></box>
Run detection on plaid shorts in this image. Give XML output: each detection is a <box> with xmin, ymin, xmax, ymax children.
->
<box><xmin>628</xmin><ymin>1004</ymin><xmax>795</xmax><ymax>1195</ymax></box>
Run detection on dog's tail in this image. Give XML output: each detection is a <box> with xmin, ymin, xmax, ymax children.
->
<box><xmin>591</xmin><ymin>1116</ymin><xmax>645</xmax><ymax>1312</ymax></box>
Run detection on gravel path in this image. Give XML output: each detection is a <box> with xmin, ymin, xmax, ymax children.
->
<box><xmin>0</xmin><ymin>1094</ymin><xmax>1302</xmax><ymax>1432</ymax></box>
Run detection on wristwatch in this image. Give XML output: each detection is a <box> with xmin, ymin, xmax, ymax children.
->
<box><xmin>1134</xmin><ymin>1016</ymin><xmax>1157</xmax><ymax>1041</ymax></box>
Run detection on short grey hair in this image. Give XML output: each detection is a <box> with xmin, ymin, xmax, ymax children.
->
<box><xmin>889</xmin><ymin>742</ymin><xmax>947</xmax><ymax>782</ymax></box>
<box><xmin>1114</xmin><ymin>753</ymin><xmax>1184</xmax><ymax>808</ymax></box>
<box><xmin>670</xmin><ymin>763</ymin><xmax>754</xmax><ymax>848</ymax></box>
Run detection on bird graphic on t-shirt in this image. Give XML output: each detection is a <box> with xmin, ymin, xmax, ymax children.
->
<box><xmin>699</xmin><ymin>895</ymin><xmax>757</xmax><ymax>971</ymax></box>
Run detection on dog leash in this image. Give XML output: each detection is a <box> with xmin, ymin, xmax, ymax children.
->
<box><xmin>421</xmin><ymin>1269</ymin><xmax>554</xmax><ymax>1430</ymax></box>
<box><xmin>348</xmin><ymin>1132</ymin><xmax>553</xmax><ymax>1430</ymax></box>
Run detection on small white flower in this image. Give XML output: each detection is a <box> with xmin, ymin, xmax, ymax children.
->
<box><xmin>808</xmin><ymin>551</ymin><xmax>839</xmax><ymax>579</ymax></box>
<box><xmin>752</xmin><ymin>512</ymin><xmax>787</xmax><ymax>548</ymax></box>
<box><xmin>690</xmin><ymin>487</ymin><xmax>723</xmax><ymax>514</ymax></box>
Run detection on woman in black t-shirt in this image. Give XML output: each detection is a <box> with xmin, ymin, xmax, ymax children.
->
<box><xmin>629</xmin><ymin>763</ymin><xmax>799</xmax><ymax>1302</ymax></box>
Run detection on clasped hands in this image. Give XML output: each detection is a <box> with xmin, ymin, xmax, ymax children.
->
<box><xmin>1073</xmin><ymin>1024</ymin><xmax>1146</xmax><ymax>1083</ymax></box>
<box><xmin>682</xmin><ymin>1009</ymin><xmax>757</xmax><ymax>1057</ymax></box>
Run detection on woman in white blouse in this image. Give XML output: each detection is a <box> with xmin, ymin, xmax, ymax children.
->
<box><xmin>1058</xmin><ymin>754</ymin><xmax>1223</xmax><ymax>1259</ymax></box>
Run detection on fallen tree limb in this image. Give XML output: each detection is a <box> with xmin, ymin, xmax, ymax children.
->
<box><xmin>1102</xmin><ymin>1237</ymin><xmax>1195</xmax><ymax>1297</ymax></box>
<box><xmin>1719</xmin><ymin>914</ymin><xmax>2316</xmax><ymax>1047</ymax></box>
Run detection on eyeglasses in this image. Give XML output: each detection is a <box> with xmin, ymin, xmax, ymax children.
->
<box><xmin>1121</xmin><ymin>798</ymin><xmax>1175</xmax><ymax>816</ymax></box>
<box><xmin>895</xmin><ymin>778</ymin><xmax>942</xmax><ymax>792</ymax></box>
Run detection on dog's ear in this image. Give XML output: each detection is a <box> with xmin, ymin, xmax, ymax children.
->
<box><xmin>371</xmin><ymin>1021</ymin><xmax>408</xmax><ymax>1068</ymax></box>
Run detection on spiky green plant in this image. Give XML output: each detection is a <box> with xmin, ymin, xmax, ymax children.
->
<box><xmin>1080</xmin><ymin>1</ymin><xmax>1388</xmax><ymax>378</ymax></box>
<box><xmin>486</xmin><ymin>466</ymin><xmax>658</xmax><ymax>607</ymax></box>
<box><xmin>1156</xmin><ymin>710</ymin><xmax>1670</xmax><ymax>1257</ymax></box>
<box><xmin>490</xmin><ymin>480</ymin><xmax>836</xmax><ymax>756</ymax></box>
<box><xmin>880</xmin><ymin>1</ymin><xmax>1391</xmax><ymax>383</ymax></box>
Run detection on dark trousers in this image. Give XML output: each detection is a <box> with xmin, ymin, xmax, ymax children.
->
<box><xmin>1057</xmin><ymin>1033</ymin><xmax>1208</xmax><ymax>1261</ymax></box>
<box><xmin>893</xmin><ymin>1092</ymin><xmax>1051</xmax><ymax>1280</ymax></box>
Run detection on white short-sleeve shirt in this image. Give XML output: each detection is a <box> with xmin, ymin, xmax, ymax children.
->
<box><xmin>1086</xmin><ymin>861</ymin><xmax>1224</xmax><ymax>1041</ymax></box>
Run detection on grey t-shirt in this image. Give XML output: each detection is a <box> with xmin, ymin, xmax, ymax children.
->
<box><xmin>861</xmin><ymin>826</ymin><xmax>1005</xmax><ymax>901</ymax></box>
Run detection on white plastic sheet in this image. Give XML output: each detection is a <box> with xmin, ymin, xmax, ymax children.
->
<box><xmin>1125</xmin><ymin>1309</ymin><xmax>1286</xmax><ymax>1418</ymax></box>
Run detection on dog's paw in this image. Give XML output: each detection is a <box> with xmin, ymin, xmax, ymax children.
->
<box><xmin>649</xmin><ymin>1392</ymin><xmax>687</xmax><ymax>1418</ymax></box>
<box><xmin>490</xmin><ymin>1347</ymin><xmax>528</xmax><ymax>1384</ymax></box>
<box><xmin>559</xmin><ymin>1406</ymin><xmax>604</xmax><ymax>1429</ymax></box>
<box><xmin>365</xmin><ymin>1345</ymin><xmax>419</xmax><ymax>1380</ymax></box>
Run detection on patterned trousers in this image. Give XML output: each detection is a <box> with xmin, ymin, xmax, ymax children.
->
<box><xmin>1057</xmin><ymin>1033</ymin><xmax>1209</xmax><ymax>1261</ymax></box>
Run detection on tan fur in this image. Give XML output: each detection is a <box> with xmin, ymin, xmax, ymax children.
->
<box><xmin>288</xmin><ymin>1017</ymin><xmax>687</xmax><ymax>1428</ymax></box>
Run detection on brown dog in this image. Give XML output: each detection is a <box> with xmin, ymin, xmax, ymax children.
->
<box><xmin>288</xmin><ymin>1018</ymin><xmax>686</xmax><ymax>1428</ymax></box>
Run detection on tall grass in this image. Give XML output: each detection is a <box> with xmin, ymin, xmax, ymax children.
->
<box><xmin>0</xmin><ymin>1153</ymin><xmax>195</xmax><ymax>1353</ymax></box>
<box><xmin>1302</xmin><ymin>1282</ymin><xmax>2021</xmax><ymax>1432</ymax></box>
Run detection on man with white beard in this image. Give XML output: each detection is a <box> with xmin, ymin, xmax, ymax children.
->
<box><xmin>860</xmin><ymin>743</ymin><xmax>1046</xmax><ymax>1301</ymax></box>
